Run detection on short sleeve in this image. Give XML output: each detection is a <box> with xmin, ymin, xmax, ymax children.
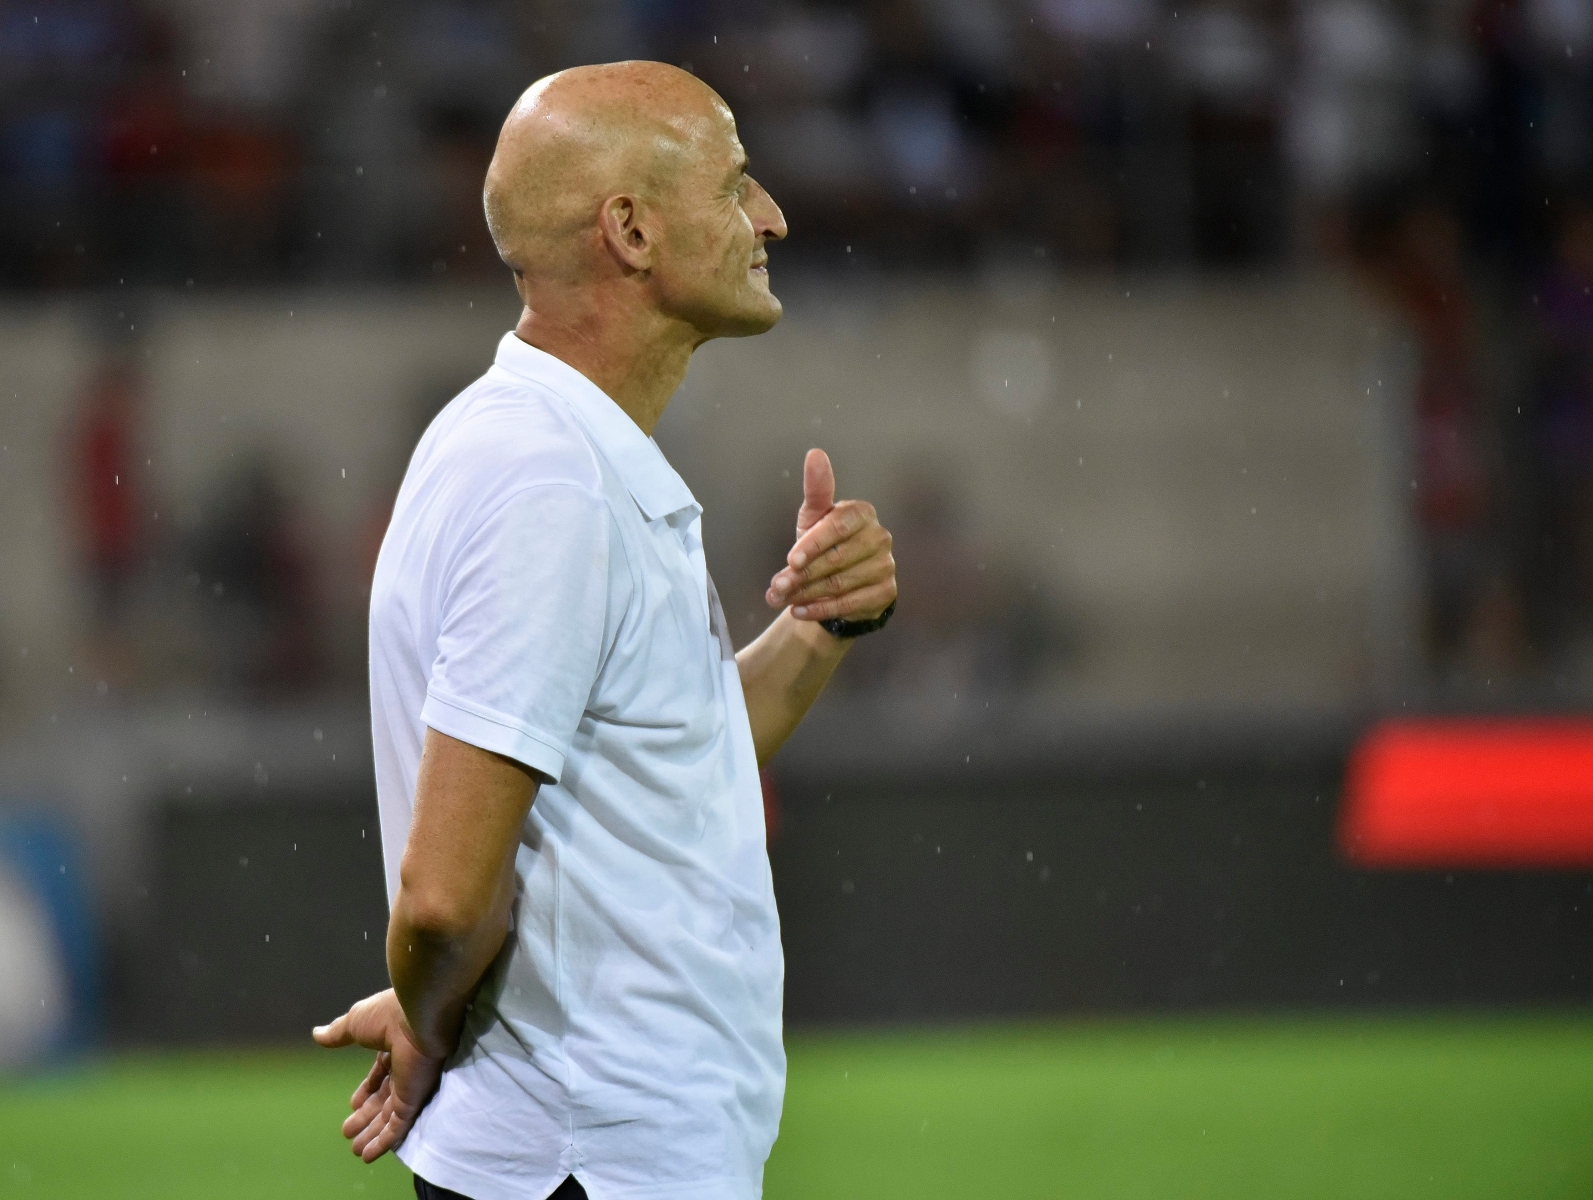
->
<box><xmin>421</xmin><ymin>483</ymin><xmax>611</xmax><ymax>783</ymax></box>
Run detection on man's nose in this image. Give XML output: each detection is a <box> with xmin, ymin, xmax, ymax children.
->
<box><xmin>750</xmin><ymin>179</ymin><xmax>787</xmax><ymax>243</ymax></box>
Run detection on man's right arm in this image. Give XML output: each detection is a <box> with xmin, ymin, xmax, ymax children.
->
<box><xmin>314</xmin><ymin>727</ymin><xmax>538</xmax><ymax>1161</ymax></box>
<box><xmin>388</xmin><ymin>726</ymin><xmax>540</xmax><ymax>1057</ymax></box>
<box><xmin>319</xmin><ymin>483</ymin><xmax>606</xmax><ymax>1160</ymax></box>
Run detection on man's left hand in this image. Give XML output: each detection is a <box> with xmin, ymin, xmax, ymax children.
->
<box><xmin>313</xmin><ymin>989</ymin><xmax>445</xmax><ymax>1163</ymax></box>
<box><xmin>766</xmin><ymin>448</ymin><xmax>896</xmax><ymax>623</ymax></box>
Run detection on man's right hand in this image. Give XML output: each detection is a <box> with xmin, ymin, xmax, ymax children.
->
<box><xmin>313</xmin><ymin>988</ymin><xmax>445</xmax><ymax>1163</ymax></box>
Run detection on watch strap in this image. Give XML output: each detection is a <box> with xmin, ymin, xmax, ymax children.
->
<box><xmin>819</xmin><ymin>600</ymin><xmax>896</xmax><ymax>639</ymax></box>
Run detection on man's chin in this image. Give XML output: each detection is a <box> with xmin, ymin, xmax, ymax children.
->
<box><xmin>718</xmin><ymin>292</ymin><xmax>783</xmax><ymax>338</ymax></box>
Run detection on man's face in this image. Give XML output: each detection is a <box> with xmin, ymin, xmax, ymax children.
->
<box><xmin>649</xmin><ymin>104</ymin><xmax>788</xmax><ymax>340</ymax></box>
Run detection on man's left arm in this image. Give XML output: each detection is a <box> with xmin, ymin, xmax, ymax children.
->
<box><xmin>738</xmin><ymin>449</ymin><xmax>896</xmax><ymax>765</ymax></box>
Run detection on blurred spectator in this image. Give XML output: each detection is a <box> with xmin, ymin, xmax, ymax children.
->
<box><xmin>1528</xmin><ymin>199</ymin><xmax>1593</xmax><ymax>659</ymax></box>
<box><xmin>1526</xmin><ymin>0</ymin><xmax>1593</xmax><ymax>180</ymax></box>
<box><xmin>70</xmin><ymin>345</ymin><xmax>149</xmax><ymax>687</ymax></box>
<box><xmin>98</xmin><ymin>12</ymin><xmax>193</xmax><ymax>285</ymax></box>
<box><xmin>155</xmin><ymin>0</ymin><xmax>319</xmax><ymax>111</ymax></box>
<box><xmin>1018</xmin><ymin>0</ymin><xmax>1164</xmax><ymax>266</ymax></box>
<box><xmin>0</xmin><ymin>0</ymin><xmax>126</xmax><ymax>285</ymax></box>
<box><xmin>1286</xmin><ymin>1</ymin><xmax>1415</xmax><ymax>203</ymax></box>
<box><xmin>1176</xmin><ymin>2</ymin><xmax>1287</xmax><ymax>266</ymax></box>
<box><xmin>1355</xmin><ymin>197</ymin><xmax>1523</xmax><ymax>676</ymax></box>
<box><xmin>861</xmin><ymin>0</ymin><xmax>987</xmax><ymax>259</ymax></box>
<box><xmin>187</xmin><ymin>109</ymin><xmax>297</xmax><ymax>280</ymax></box>
<box><xmin>1468</xmin><ymin>0</ymin><xmax>1547</xmax><ymax>267</ymax></box>
<box><xmin>189</xmin><ymin>454</ymin><xmax>322</xmax><ymax>696</ymax></box>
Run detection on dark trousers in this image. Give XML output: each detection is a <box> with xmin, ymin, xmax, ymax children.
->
<box><xmin>415</xmin><ymin>1174</ymin><xmax>587</xmax><ymax>1200</ymax></box>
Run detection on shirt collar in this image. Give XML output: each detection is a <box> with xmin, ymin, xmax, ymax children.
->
<box><xmin>493</xmin><ymin>332</ymin><xmax>700</xmax><ymax>522</ymax></box>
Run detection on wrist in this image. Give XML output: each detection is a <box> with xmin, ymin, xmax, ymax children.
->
<box><xmin>387</xmin><ymin>969</ymin><xmax>461</xmax><ymax>1060</ymax></box>
<box><xmin>784</xmin><ymin>607</ymin><xmax>851</xmax><ymax>655</ymax></box>
<box><xmin>396</xmin><ymin>997</ymin><xmax>458</xmax><ymax>1061</ymax></box>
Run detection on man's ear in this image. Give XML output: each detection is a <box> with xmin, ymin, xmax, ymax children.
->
<box><xmin>597</xmin><ymin>194</ymin><xmax>654</xmax><ymax>272</ymax></box>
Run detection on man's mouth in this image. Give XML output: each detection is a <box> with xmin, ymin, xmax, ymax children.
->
<box><xmin>750</xmin><ymin>257</ymin><xmax>768</xmax><ymax>274</ymax></box>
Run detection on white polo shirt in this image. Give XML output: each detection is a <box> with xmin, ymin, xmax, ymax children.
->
<box><xmin>368</xmin><ymin>333</ymin><xmax>784</xmax><ymax>1200</ymax></box>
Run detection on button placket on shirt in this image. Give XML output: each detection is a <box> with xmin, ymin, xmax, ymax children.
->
<box><xmin>656</xmin><ymin>508</ymin><xmax>726</xmax><ymax>841</ymax></box>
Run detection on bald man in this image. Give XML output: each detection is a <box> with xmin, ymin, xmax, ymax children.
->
<box><xmin>313</xmin><ymin>62</ymin><xmax>897</xmax><ymax>1200</ymax></box>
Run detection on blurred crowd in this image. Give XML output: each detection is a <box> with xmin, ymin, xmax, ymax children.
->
<box><xmin>70</xmin><ymin>336</ymin><xmax>328</xmax><ymax>700</ymax></box>
<box><xmin>15</xmin><ymin>0</ymin><xmax>1593</xmax><ymax>693</ymax></box>
<box><xmin>3</xmin><ymin>0</ymin><xmax>1591</xmax><ymax>280</ymax></box>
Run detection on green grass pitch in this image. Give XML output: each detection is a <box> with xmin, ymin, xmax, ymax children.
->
<box><xmin>3</xmin><ymin>1014</ymin><xmax>1591</xmax><ymax>1198</ymax></box>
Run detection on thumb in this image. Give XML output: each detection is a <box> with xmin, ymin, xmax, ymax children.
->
<box><xmin>797</xmin><ymin>448</ymin><xmax>834</xmax><ymax>532</ymax></box>
<box><xmin>313</xmin><ymin>1012</ymin><xmax>353</xmax><ymax>1048</ymax></box>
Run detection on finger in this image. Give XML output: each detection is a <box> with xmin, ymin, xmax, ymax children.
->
<box><xmin>344</xmin><ymin>1074</ymin><xmax>390</xmax><ymax>1140</ymax></box>
<box><xmin>350</xmin><ymin>1052</ymin><xmax>389</xmax><ymax>1111</ymax></box>
<box><xmin>350</xmin><ymin>1083</ymin><xmax>393</xmax><ymax>1156</ymax></box>
<box><xmin>353</xmin><ymin>1114</ymin><xmax>388</xmax><ymax>1159</ymax></box>
<box><xmin>362</xmin><ymin>1097</ymin><xmax>418</xmax><ymax>1163</ymax></box>
<box><xmin>795</xmin><ymin>448</ymin><xmax>835</xmax><ymax>533</ymax></box>
<box><xmin>361</xmin><ymin>1114</ymin><xmax>399</xmax><ymax>1163</ymax></box>
<box><xmin>791</xmin><ymin>579</ymin><xmax>897</xmax><ymax>623</ymax></box>
<box><xmin>354</xmin><ymin>1109</ymin><xmax>391</xmax><ymax>1160</ymax></box>
<box><xmin>769</xmin><ymin>524</ymin><xmax>889</xmax><ymax>602</ymax></box>
<box><xmin>363</xmin><ymin>1122</ymin><xmax>403</xmax><ymax>1163</ymax></box>
<box><xmin>351</xmin><ymin>1071</ymin><xmax>390</xmax><ymax>1132</ymax></box>
<box><xmin>313</xmin><ymin>1012</ymin><xmax>352</xmax><ymax>1048</ymax></box>
<box><xmin>789</xmin><ymin>501</ymin><xmax>875</xmax><ymax>571</ymax></box>
<box><xmin>344</xmin><ymin>1103</ymin><xmax>386</xmax><ymax>1146</ymax></box>
<box><xmin>781</xmin><ymin>552</ymin><xmax>895</xmax><ymax>608</ymax></box>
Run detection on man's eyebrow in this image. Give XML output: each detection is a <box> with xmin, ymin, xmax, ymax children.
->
<box><xmin>726</xmin><ymin>154</ymin><xmax>749</xmax><ymax>184</ymax></box>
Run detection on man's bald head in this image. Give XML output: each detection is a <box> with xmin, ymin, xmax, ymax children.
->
<box><xmin>484</xmin><ymin>60</ymin><xmax>787</xmax><ymax>350</ymax></box>
<box><xmin>483</xmin><ymin>62</ymin><xmax>730</xmax><ymax>281</ymax></box>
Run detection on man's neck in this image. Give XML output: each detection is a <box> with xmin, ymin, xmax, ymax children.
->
<box><xmin>514</xmin><ymin>300</ymin><xmax>696</xmax><ymax>437</ymax></box>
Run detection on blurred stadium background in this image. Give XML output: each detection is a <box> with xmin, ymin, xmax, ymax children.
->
<box><xmin>4</xmin><ymin>0</ymin><xmax>1593</xmax><ymax>1195</ymax></box>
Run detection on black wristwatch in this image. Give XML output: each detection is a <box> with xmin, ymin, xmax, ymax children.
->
<box><xmin>820</xmin><ymin>601</ymin><xmax>895</xmax><ymax>639</ymax></box>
